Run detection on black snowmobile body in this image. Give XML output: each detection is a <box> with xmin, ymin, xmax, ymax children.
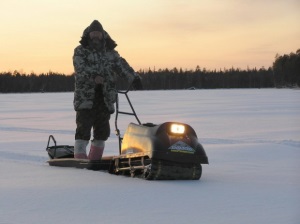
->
<box><xmin>111</xmin><ymin>121</ymin><xmax>208</xmax><ymax>180</ymax></box>
<box><xmin>47</xmin><ymin>86</ymin><xmax>208</xmax><ymax>180</ymax></box>
<box><xmin>121</xmin><ymin>122</ymin><xmax>208</xmax><ymax>164</ymax></box>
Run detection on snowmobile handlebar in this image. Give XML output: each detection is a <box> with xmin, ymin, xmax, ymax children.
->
<box><xmin>117</xmin><ymin>84</ymin><xmax>131</xmax><ymax>94</ymax></box>
<box><xmin>117</xmin><ymin>78</ymin><xmax>139</xmax><ymax>94</ymax></box>
<box><xmin>115</xmin><ymin>80</ymin><xmax>141</xmax><ymax>154</ymax></box>
<box><xmin>118</xmin><ymin>76</ymin><xmax>142</xmax><ymax>94</ymax></box>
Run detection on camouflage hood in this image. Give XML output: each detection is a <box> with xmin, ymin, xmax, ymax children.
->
<box><xmin>79</xmin><ymin>23</ymin><xmax>117</xmax><ymax>52</ymax></box>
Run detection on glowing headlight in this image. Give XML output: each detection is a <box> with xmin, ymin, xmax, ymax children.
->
<box><xmin>170</xmin><ymin>124</ymin><xmax>185</xmax><ymax>134</ymax></box>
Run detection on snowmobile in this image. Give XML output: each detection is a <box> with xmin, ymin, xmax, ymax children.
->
<box><xmin>46</xmin><ymin>85</ymin><xmax>209</xmax><ymax>180</ymax></box>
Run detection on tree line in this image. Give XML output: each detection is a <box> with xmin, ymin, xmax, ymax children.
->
<box><xmin>272</xmin><ymin>49</ymin><xmax>300</xmax><ymax>87</ymax></box>
<box><xmin>0</xmin><ymin>72</ymin><xmax>74</xmax><ymax>93</ymax></box>
<box><xmin>0</xmin><ymin>49</ymin><xmax>299</xmax><ymax>93</ymax></box>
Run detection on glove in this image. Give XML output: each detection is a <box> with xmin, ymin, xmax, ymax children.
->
<box><xmin>132</xmin><ymin>77</ymin><xmax>143</xmax><ymax>90</ymax></box>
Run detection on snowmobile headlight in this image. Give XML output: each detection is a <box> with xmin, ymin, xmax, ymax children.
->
<box><xmin>170</xmin><ymin>124</ymin><xmax>185</xmax><ymax>134</ymax></box>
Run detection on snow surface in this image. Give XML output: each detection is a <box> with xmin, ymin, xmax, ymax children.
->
<box><xmin>0</xmin><ymin>89</ymin><xmax>299</xmax><ymax>224</ymax></box>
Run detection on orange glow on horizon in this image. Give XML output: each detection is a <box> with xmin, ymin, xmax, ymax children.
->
<box><xmin>0</xmin><ymin>0</ymin><xmax>299</xmax><ymax>74</ymax></box>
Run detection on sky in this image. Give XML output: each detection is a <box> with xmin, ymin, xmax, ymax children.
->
<box><xmin>0</xmin><ymin>0</ymin><xmax>299</xmax><ymax>74</ymax></box>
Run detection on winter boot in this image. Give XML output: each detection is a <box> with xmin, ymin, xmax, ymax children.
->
<box><xmin>74</xmin><ymin>139</ymin><xmax>89</xmax><ymax>159</ymax></box>
<box><xmin>88</xmin><ymin>140</ymin><xmax>105</xmax><ymax>161</ymax></box>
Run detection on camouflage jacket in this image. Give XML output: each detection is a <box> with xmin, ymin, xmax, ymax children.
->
<box><xmin>73</xmin><ymin>45</ymin><xmax>137</xmax><ymax>112</ymax></box>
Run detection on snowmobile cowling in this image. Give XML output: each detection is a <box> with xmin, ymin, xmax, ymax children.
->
<box><xmin>121</xmin><ymin>122</ymin><xmax>208</xmax><ymax>165</ymax></box>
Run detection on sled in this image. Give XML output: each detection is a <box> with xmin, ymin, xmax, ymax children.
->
<box><xmin>46</xmin><ymin>85</ymin><xmax>208</xmax><ymax>180</ymax></box>
<box><xmin>47</xmin><ymin>157</ymin><xmax>112</xmax><ymax>170</ymax></box>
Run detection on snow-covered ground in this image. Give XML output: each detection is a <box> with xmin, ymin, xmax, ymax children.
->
<box><xmin>0</xmin><ymin>89</ymin><xmax>299</xmax><ymax>224</ymax></box>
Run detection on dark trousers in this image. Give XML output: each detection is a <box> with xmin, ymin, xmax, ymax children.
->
<box><xmin>75</xmin><ymin>108</ymin><xmax>110</xmax><ymax>141</ymax></box>
<box><xmin>75</xmin><ymin>85</ymin><xmax>110</xmax><ymax>141</ymax></box>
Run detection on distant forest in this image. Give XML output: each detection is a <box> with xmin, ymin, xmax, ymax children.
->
<box><xmin>0</xmin><ymin>49</ymin><xmax>299</xmax><ymax>93</ymax></box>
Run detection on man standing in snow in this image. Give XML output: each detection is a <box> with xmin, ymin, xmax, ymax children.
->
<box><xmin>73</xmin><ymin>20</ymin><xmax>142</xmax><ymax>160</ymax></box>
